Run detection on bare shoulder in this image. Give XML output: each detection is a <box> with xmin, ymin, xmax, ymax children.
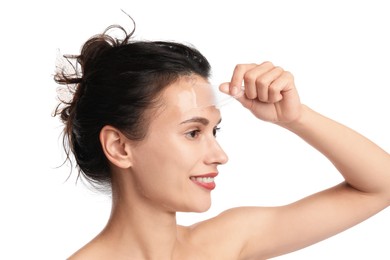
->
<box><xmin>66</xmin><ymin>236</ymin><xmax>112</xmax><ymax>260</ymax></box>
<box><xmin>67</xmin><ymin>207</ymin><xmax>275</xmax><ymax>260</ymax></box>
<box><xmin>67</xmin><ymin>244</ymin><xmax>97</xmax><ymax>260</ymax></box>
<box><xmin>190</xmin><ymin>183</ymin><xmax>390</xmax><ymax>259</ymax></box>
<box><xmin>67</xmin><ymin>247</ymin><xmax>93</xmax><ymax>260</ymax></box>
<box><xmin>185</xmin><ymin>206</ymin><xmax>276</xmax><ymax>259</ymax></box>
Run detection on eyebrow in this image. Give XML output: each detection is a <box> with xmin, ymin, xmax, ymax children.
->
<box><xmin>180</xmin><ymin>117</ymin><xmax>222</xmax><ymax>126</ymax></box>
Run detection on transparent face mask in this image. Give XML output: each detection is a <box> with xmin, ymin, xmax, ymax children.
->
<box><xmin>183</xmin><ymin>83</ymin><xmax>244</xmax><ymax>110</ymax></box>
<box><xmin>209</xmin><ymin>85</ymin><xmax>244</xmax><ymax>109</ymax></box>
<box><xmin>166</xmin><ymin>76</ymin><xmax>229</xmax><ymax>112</ymax></box>
<box><xmin>174</xmin><ymin>77</ymin><xmax>244</xmax><ymax>113</ymax></box>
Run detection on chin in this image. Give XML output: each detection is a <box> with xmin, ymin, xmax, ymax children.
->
<box><xmin>192</xmin><ymin>206</ymin><xmax>211</xmax><ymax>213</ymax></box>
<box><xmin>182</xmin><ymin>199</ymin><xmax>212</xmax><ymax>213</ymax></box>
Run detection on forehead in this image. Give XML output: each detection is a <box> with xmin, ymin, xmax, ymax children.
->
<box><xmin>162</xmin><ymin>76</ymin><xmax>217</xmax><ymax>112</ymax></box>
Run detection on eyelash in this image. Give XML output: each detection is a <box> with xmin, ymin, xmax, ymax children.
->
<box><xmin>185</xmin><ymin>127</ymin><xmax>221</xmax><ymax>139</ymax></box>
<box><xmin>185</xmin><ymin>130</ymin><xmax>201</xmax><ymax>139</ymax></box>
<box><xmin>213</xmin><ymin>127</ymin><xmax>221</xmax><ymax>137</ymax></box>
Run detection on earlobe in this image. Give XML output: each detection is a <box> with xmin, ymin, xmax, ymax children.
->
<box><xmin>99</xmin><ymin>125</ymin><xmax>133</xmax><ymax>169</ymax></box>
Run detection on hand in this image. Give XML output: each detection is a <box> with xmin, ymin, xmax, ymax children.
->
<box><xmin>219</xmin><ymin>62</ymin><xmax>302</xmax><ymax>124</ymax></box>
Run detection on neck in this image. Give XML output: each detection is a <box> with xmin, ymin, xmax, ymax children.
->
<box><xmin>97</xmin><ymin>177</ymin><xmax>181</xmax><ymax>259</ymax></box>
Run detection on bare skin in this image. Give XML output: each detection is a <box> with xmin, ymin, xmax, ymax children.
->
<box><xmin>69</xmin><ymin>62</ymin><xmax>390</xmax><ymax>260</ymax></box>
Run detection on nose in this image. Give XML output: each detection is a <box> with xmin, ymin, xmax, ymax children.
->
<box><xmin>205</xmin><ymin>139</ymin><xmax>229</xmax><ymax>165</ymax></box>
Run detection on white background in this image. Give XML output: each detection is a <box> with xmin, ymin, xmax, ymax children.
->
<box><xmin>0</xmin><ymin>0</ymin><xmax>389</xmax><ymax>259</ymax></box>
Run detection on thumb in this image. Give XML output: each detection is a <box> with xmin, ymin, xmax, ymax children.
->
<box><xmin>219</xmin><ymin>82</ymin><xmax>251</xmax><ymax>107</ymax></box>
<box><xmin>218</xmin><ymin>82</ymin><xmax>231</xmax><ymax>95</ymax></box>
<box><xmin>219</xmin><ymin>82</ymin><xmax>243</xmax><ymax>96</ymax></box>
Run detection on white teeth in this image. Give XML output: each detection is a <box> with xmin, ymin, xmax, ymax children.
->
<box><xmin>190</xmin><ymin>177</ymin><xmax>214</xmax><ymax>183</ymax></box>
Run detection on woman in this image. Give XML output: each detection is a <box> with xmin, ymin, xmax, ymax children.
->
<box><xmin>54</xmin><ymin>22</ymin><xmax>390</xmax><ymax>259</ymax></box>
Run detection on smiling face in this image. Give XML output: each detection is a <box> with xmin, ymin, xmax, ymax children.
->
<box><xmin>129</xmin><ymin>75</ymin><xmax>228</xmax><ymax>213</ymax></box>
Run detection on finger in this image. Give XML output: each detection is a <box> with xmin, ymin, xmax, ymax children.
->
<box><xmin>219</xmin><ymin>82</ymin><xmax>230</xmax><ymax>95</ymax></box>
<box><xmin>219</xmin><ymin>82</ymin><xmax>253</xmax><ymax>109</ymax></box>
<box><xmin>243</xmin><ymin>61</ymin><xmax>275</xmax><ymax>100</ymax></box>
<box><xmin>230</xmin><ymin>63</ymin><xmax>257</xmax><ymax>95</ymax></box>
<box><xmin>268</xmin><ymin>71</ymin><xmax>294</xmax><ymax>103</ymax></box>
<box><xmin>256</xmin><ymin>66</ymin><xmax>284</xmax><ymax>102</ymax></box>
<box><xmin>218</xmin><ymin>82</ymin><xmax>245</xmax><ymax>100</ymax></box>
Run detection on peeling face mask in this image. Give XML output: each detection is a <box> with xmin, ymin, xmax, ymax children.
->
<box><xmin>185</xmin><ymin>83</ymin><xmax>244</xmax><ymax>111</ymax></box>
<box><xmin>209</xmin><ymin>85</ymin><xmax>244</xmax><ymax>109</ymax></box>
<box><xmin>162</xmin><ymin>76</ymin><xmax>244</xmax><ymax>115</ymax></box>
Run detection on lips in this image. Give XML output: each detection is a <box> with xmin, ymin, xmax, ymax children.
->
<box><xmin>190</xmin><ymin>173</ymin><xmax>218</xmax><ymax>190</ymax></box>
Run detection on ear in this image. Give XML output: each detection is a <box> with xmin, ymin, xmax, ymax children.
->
<box><xmin>99</xmin><ymin>125</ymin><xmax>133</xmax><ymax>169</ymax></box>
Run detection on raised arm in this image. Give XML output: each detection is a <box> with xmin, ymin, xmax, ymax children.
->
<box><xmin>221</xmin><ymin>62</ymin><xmax>390</xmax><ymax>199</ymax></box>
<box><xmin>203</xmin><ymin>62</ymin><xmax>390</xmax><ymax>259</ymax></box>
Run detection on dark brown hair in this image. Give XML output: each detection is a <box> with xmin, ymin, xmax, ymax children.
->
<box><xmin>53</xmin><ymin>20</ymin><xmax>211</xmax><ymax>190</ymax></box>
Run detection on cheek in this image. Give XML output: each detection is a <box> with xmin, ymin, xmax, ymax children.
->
<box><xmin>132</xmin><ymin>150</ymin><xmax>170</xmax><ymax>193</ymax></box>
<box><xmin>131</xmin><ymin>140</ymin><xmax>212</xmax><ymax>212</ymax></box>
<box><xmin>132</xmin><ymin>139</ymin><xmax>200</xmax><ymax>195</ymax></box>
<box><xmin>134</xmin><ymin>135</ymin><xmax>201</xmax><ymax>174</ymax></box>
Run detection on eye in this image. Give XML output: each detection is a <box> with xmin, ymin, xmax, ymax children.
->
<box><xmin>213</xmin><ymin>126</ymin><xmax>221</xmax><ymax>137</ymax></box>
<box><xmin>185</xmin><ymin>129</ymin><xmax>201</xmax><ymax>139</ymax></box>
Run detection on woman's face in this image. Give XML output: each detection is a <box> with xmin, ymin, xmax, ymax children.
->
<box><xmin>130</xmin><ymin>75</ymin><xmax>228</xmax><ymax>213</ymax></box>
